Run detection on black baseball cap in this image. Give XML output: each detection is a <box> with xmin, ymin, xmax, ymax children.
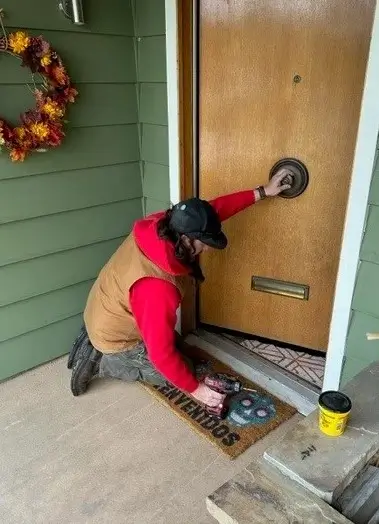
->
<box><xmin>169</xmin><ymin>198</ymin><xmax>228</xmax><ymax>249</ymax></box>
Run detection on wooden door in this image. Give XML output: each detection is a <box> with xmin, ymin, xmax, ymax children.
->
<box><xmin>198</xmin><ymin>0</ymin><xmax>375</xmax><ymax>351</ymax></box>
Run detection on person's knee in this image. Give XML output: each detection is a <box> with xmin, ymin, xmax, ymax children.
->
<box><xmin>139</xmin><ymin>367</ymin><xmax>166</xmax><ymax>386</ymax></box>
<box><xmin>99</xmin><ymin>354</ymin><xmax>140</xmax><ymax>382</ymax></box>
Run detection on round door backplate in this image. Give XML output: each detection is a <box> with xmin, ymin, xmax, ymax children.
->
<box><xmin>269</xmin><ymin>158</ymin><xmax>309</xmax><ymax>199</ymax></box>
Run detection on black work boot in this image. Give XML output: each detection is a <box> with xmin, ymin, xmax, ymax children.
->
<box><xmin>70</xmin><ymin>346</ymin><xmax>102</xmax><ymax>397</ymax></box>
<box><xmin>67</xmin><ymin>344</ymin><xmax>80</xmax><ymax>370</ymax></box>
<box><xmin>67</xmin><ymin>352</ymin><xmax>75</xmax><ymax>370</ymax></box>
<box><xmin>67</xmin><ymin>326</ymin><xmax>87</xmax><ymax>370</ymax></box>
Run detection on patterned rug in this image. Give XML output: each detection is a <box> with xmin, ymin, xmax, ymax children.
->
<box><xmin>141</xmin><ymin>345</ymin><xmax>297</xmax><ymax>459</ymax></box>
<box><xmin>223</xmin><ymin>334</ymin><xmax>325</xmax><ymax>388</ymax></box>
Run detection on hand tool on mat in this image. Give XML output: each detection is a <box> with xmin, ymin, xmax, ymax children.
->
<box><xmin>204</xmin><ymin>373</ymin><xmax>256</xmax><ymax>420</ymax></box>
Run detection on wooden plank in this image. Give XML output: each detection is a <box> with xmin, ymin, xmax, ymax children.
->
<box><xmin>135</xmin><ymin>0</ymin><xmax>165</xmax><ymax>36</ymax></box>
<box><xmin>345</xmin><ymin>310</ymin><xmax>379</xmax><ymax>363</ymax></box>
<box><xmin>361</xmin><ymin>205</ymin><xmax>379</xmax><ymax>264</ymax></box>
<box><xmin>1</xmin><ymin>30</ymin><xmax>135</xmax><ymax>84</ymax></box>
<box><xmin>352</xmin><ymin>261</ymin><xmax>379</xmax><ymax>318</ymax></box>
<box><xmin>0</xmin><ymin>315</ymin><xmax>82</xmax><ymax>381</ymax></box>
<box><xmin>1</xmin><ymin>0</ymin><xmax>134</xmax><ymax>35</ymax></box>
<box><xmin>137</xmin><ymin>36</ymin><xmax>166</xmax><ymax>82</ymax></box>
<box><xmin>0</xmin><ymin>280</ymin><xmax>93</xmax><ymax>343</ymax></box>
<box><xmin>0</xmin><ymin>199</ymin><xmax>142</xmax><ymax>267</ymax></box>
<box><xmin>139</xmin><ymin>83</ymin><xmax>168</xmax><ymax>125</ymax></box>
<box><xmin>0</xmin><ymin>238</ymin><xmax>123</xmax><ymax>307</ymax></box>
<box><xmin>0</xmin><ymin>84</ymin><xmax>138</xmax><ymax>128</ymax></box>
<box><xmin>0</xmin><ymin>125</ymin><xmax>139</xmax><ymax>180</ymax></box>
<box><xmin>141</xmin><ymin>124</ymin><xmax>168</xmax><ymax>165</ymax></box>
<box><xmin>143</xmin><ymin>162</ymin><xmax>170</xmax><ymax>201</ymax></box>
<box><xmin>0</xmin><ymin>163</ymin><xmax>142</xmax><ymax>224</ymax></box>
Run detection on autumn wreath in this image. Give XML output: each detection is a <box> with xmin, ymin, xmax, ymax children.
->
<box><xmin>0</xmin><ymin>28</ymin><xmax>77</xmax><ymax>162</ymax></box>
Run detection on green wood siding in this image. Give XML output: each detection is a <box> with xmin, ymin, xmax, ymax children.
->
<box><xmin>134</xmin><ymin>0</ymin><xmax>170</xmax><ymax>214</ymax></box>
<box><xmin>0</xmin><ymin>0</ymin><xmax>142</xmax><ymax>380</ymax></box>
<box><xmin>342</xmin><ymin>145</ymin><xmax>379</xmax><ymax>384</ymax></box>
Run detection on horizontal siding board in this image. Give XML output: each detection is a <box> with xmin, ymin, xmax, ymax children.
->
<box><xmin>0</xmin><ymin>85</ymin><xmax>38</xmax><ymax>126</ymax></box>
<box><xmin>137</xmin><ymin>36</ymin><xmax>166</xmax><ymax>82</ymax></box>
<box><xmin>1</xmin><ymin>84</ymin><xmax>138</xmax><ymax>128</ymax></box>
<box><xmin>2</xmin><ymin>31</ymin><xmax>135</xmax><ymax>84</ymax></box>
<box><xmin>0</xmin><ymin>0</ymin><xmax>140</xmax><ymax>379</ymax></box>
<box><xmin>70</xmin><ymin>84</ymin><xmax>138</xmax><ymax>126</ymax></box>
<box><xmin>341</xmin><ymin>356</ymin><xmax>372</xmax><ymax>386</ymax></box>
<box><xmin>0</xmin><ymin>315</ymin><xmax>82</xmax><ymax>381</ymax></box>
<box><xmin>141</xmin><ymin>124</ymin><xmax>168</xmax><ymax>165</ymax></box>
<box><xmin>145</xmin><ymin>198</ymin><xmax>169</xmax><ymax>215</ymax></box>
<box><xmin>352</xmin><ymin>261</ymin><xmax>379</xmax><ymax>318</ymax></box>
<box><xmin>343</xmin><ymin>138</ymin><xmax>379</xmax><ymax>384</ymax></box>
<box><xmin>369</xmin><ymin>167</ymin><xmax>379</xmax><ymax>205</ymax></box>
<box><xmin>0</xmin><ymin>199</ymin><xmax>142</xmax><ymax>267</ymax></box>
<box><xmin>360</xmin><ymin>205</ymin><xmax>379</xmax><ymax>264</ymax></box>
<box><xmin>345</xmin><ymin>311</ymin><xmax>379</xmax><ymax>363</ymax></box>
<box><xmin>135</xmin><ymin>0</ymin><xmax>165</xmax><ymax>36</ymax></box>
<box><xmin>0</xmin><ymin>238</ymin><xmax>123</xmax><ymax>307</ymax></box>
<box><xmin>0</xmin><ymin>163</ymin><xmax>142</xmax><ymax>224</ymax></box>
<box><xmin>139</xmin><ymin>83</ymin><xmax>168</xmax><ymax>125</ymax></box>
<box><xmin>143</xmin><ymin>162</ymin><xmax>170</xmax><ymax>201</ymax></box>
<box><xmin>0</xmin><ymin>125</ymin><xmax>139</xmax><ymax>180</ymax></box>
<box><xmin>2</xmin><ymin>0</ymin><xmax>134</xmax><ymax>35</ymax></box>
<box><xmin>0</xmin><ymin>281</ymin><xmax>93</xmax><ymax>343</ymax></box>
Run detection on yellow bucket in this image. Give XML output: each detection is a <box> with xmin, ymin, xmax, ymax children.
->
<box><xmin>318</xmin><ymin>391</ymin><xmax>352</xmax><ymax>437</ymax></box>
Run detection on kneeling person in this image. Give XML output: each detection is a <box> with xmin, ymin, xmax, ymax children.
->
<box><xmin>68</xmin><ymin>171</ymin><xmax>290</xmax><ymax>409</ymax></box>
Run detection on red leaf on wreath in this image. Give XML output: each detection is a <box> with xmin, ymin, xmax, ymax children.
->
<box><xmin>10</xmin><ymin>149</ymin><xmax>27</xmax><ymax>162</ymax></box>
<box><xmin>0</xmin><ymin>120</ymin><xmax>13</xmax><ymax>142</ymax></box>
<box><xmin>47</xmin><ymin>123</ymin><xmax>65</xmax><ymax>147</ymax></box>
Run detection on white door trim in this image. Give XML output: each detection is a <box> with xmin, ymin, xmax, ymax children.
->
<box><xmin>165</xmin><ymin>0</ymin><xmax>181</xmax><ymax>206</ymax></box>
<box><xmin>165</xmin><ymin>0</ymin><xmax>379</xmax><ymax>389</ymax></box>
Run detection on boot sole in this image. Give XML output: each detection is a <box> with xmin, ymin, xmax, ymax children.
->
<box><xmin>67</xmin><ymin>348</ymin><xmax>77</xmax><ymax>370</ymax></box>
<box><xmin>70</xmin><ymin>359</ymin><xmax>88</xmax><ymax>396</ymax></box>
<box><xmin>70</xmin><ymin>347</ymin><xmax>95</xmax><ymax>397</ymax></box>
<box><xmin>67</xmin><ymin>327</ymin><xmax>89</xmax><ymax>369</ymax></box>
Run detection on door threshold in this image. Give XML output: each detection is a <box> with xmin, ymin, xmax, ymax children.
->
<box><xmin>187</xmin><ymin>329</ymin><xmax>319</xmax><ymax>416</ymax></box>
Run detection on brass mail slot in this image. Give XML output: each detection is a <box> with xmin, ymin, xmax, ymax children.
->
<box><xmin>251</xmin><ymin>276</ymin><xmax>309</xmax><ymax>301</ymax></box>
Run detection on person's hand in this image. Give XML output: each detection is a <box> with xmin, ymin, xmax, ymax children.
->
<box><xmin>264</xmin><ymin>168</ymin><xmax>293</xmax><ymax>197</ymax></box>
<box><xmin>191</xmin><ymin>382</ymin><xmax>226</xmax><ymax>407</ymax></box>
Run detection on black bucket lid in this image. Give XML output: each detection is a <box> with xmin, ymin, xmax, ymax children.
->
<box><xmin>319</xmin><ymin>391</ymin><xmax>352</xmax><ymax>414</ymax></box>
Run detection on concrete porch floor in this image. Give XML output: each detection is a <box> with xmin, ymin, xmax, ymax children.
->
<box><xmin>0</xmin><ymin>357</ymin><xmax>301</xmax><ymax>524</ymax></box>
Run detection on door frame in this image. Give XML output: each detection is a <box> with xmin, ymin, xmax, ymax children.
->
<box><xmin>165</xmin><ymin>0</ymin><xmax>379</xmax><ymax>391</ymax></box>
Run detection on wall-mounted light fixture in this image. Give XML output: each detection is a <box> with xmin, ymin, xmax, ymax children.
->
<box><xmin>58</xmin><ymin>0</ymin><xmax>85</xmax><ymax>26</ymax></box>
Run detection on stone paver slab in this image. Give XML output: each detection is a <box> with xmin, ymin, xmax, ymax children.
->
<box><xmin>207</xmin><ymin>459</ymin><xmax>352</xmax><ymax>524</ymax></box>
<box><xmin>264</xmin><ymin>362</ymin><xmax>379</xmax><ymax>503</ymax></box>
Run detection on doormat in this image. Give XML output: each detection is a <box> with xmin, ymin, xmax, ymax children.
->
<box><xmin>140</xmin><ymin>345</ymin><xmax>297</xmax><ymax>459</ymax></box>
<box><xmin>223</xmin><ymin>333</ymin><xmax>325</xmax><ymax>388</ymax></box>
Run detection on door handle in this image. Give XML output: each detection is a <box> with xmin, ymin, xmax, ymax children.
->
<box><xmin>269</xmin><ymin>158</ymin><xmax>309</xmax><ymax>199</ymax></box>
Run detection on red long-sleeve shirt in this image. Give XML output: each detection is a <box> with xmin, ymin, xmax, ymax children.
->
<box><xmin>130</xmin><ymin>190</ymin><xmax>256</xmax><ymax>393</ymax></box>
